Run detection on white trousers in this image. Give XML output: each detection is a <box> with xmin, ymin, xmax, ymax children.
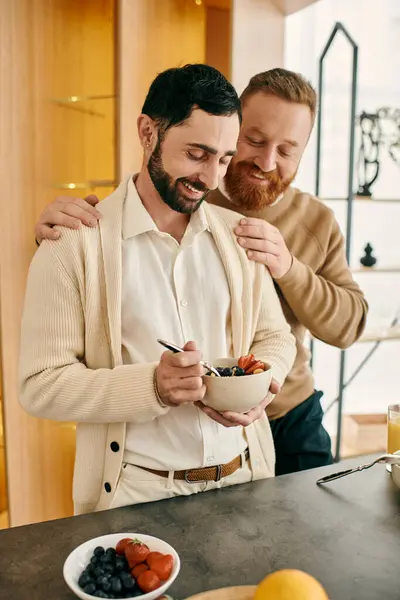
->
<box><xmin>109</xmin><ymin>451</ymin><xmax>254</xmax><ymax>509</ymax></box>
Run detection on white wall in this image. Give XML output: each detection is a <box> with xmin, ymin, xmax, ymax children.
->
<box><xmin>284</xmin><ymin>0</ymin><xmax>400</xmax><ymax>436</ymax></box>
<box><xmin>231</xmin><ymin>0</ymin><xmax>285</xmax><ymax>94</ymax></box>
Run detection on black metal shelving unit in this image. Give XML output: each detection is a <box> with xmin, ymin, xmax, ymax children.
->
<box><xmin>310</xmin><ymin>22</ymin><xmax>359</xmax><ymax>462</ymax></box>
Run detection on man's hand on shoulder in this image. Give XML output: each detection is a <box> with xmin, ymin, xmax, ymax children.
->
<box><xmin>234</xmin><ymin>217</ymin><xmax>293</xmax><ymax>279</ymax></box>
<box><xmin>35</xmin><ymin>195</ymin><xmax>101</xmax><ymax>244</ymax></box>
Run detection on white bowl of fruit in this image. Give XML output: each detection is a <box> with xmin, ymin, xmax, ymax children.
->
<box><xmin>63</xmin><ymin>532</ymin><xmax>180</xmax><ymax>600</ymax></box>
<box><xmin>203</xmin><ymin>354</ymin><xmax>272</xmax><ymax>413</ymax></box>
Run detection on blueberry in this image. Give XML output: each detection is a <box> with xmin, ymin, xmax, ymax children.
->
<box><xmin>103</xmin><ymin>562</ymin><xmax>116</xmax><ymax>574</ymax></box>
<box><xmin>91</xmin><ymin>556</ymin><xmax>100</xmax><ymax>565</ymax></box>
<box><xmin>115</xmin><ymin>557</ymin><xmax>126</xmax><ymax>571</ymax></box>
<box><xmin>78</xmin><ymin>572</ymin><xmax>92</xmax><ymax>588</ymax></box>
<box><xmin>96</xmin><ymin>575</ymin><xmax>109</xmax><ymax>587</ymax></box>
<box><xmin>94</xmin><ymin>566</ymin><xmax>105</xmax><ymax>578</ymax></box>
<box><xmin>85</xmin><ymin>564</ymin><xmax>96</xmax><ymax>576</ymax></box>
<box><xmin>120</xmin><ymin>572</ymin><xmax>135</xmax><ymax>590</ymax></box>
<box><xmin>84</xmin><ymin>582</ymin><xmax>97</xmax><ymax>595</ymax></box>
<box><xmin>94</xmin><ymin>546</ymin><xmax>105</xmax><ymax>557</ymax></box>
<box><xmin>106</xmin><ymin>547</ymin><xmax>117</xmax><ymax>558</ymax></box>
<box><xmin>101</xmin><ymin>553</ymin><xmax>114</xmax><ymax>565</ymax></box>
<box><xmin>102</xmin><ymin>580</ymin><xmax>112</xmax><ymax>593</ymax></box>
<box><xmin>93</xmin><ymin>591</ymin><xmax>109</xmax><ymax>598</ymax></box>
<box><xmin>233</xmin><ymin>367</ymin><xmax>245</xmax><ymax>376</ymax></box>
<box><xmin>110</xmin><ymin>576</ymin><xmax>123</xmax><ymax>594</ymax></box>
<box><xmin>216</xmin><ymin>367</ymin><xmax>225</xmax><ymax>375</ymax></box>
<box><xmin>222</xmin><ymin>367</ymin><xmax>232</xmax><ymax>377</ymax></box>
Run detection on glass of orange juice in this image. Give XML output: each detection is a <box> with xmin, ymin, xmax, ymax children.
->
<box><xmin>387</xmin><ymin>404</ymin><xmax>400</xmax><ymax>472</ymax></box>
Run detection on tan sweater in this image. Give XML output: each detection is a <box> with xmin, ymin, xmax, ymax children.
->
<box><xmin>208</xmin><ymin>187</ymin><xmax>368</xmax><ymax>419</ymax></box>
<box><xmin>19</xmin><ymin>177</ymin><xmax>296</xmax><ymax>515</ymax></box>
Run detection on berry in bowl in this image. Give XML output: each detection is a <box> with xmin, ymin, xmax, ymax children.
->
<box><xmin>203</xmin><ymin>354</ymin><xmax>272</xmax><ymax>413</ymax></box>
<box><xmin>63</xmin><ymin>532</ymin><xmax>180</xmax><ymax>600</ymax></box>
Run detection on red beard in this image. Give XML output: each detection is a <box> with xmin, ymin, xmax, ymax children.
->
<box><xmin>224</xmin><ymin>161</ymin><xmax>296</xmax><ymax>211</ymax></box>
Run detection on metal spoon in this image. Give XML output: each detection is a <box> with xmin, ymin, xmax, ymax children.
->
<box><xmin>316</xmin><ymin>453</ymin><xmax>400</xmax><ymax>485</ymax></box>
<box><xmin>157</xmin><ymin>339</ymin><xmax>222</xmax><ymax>377</ymax></box>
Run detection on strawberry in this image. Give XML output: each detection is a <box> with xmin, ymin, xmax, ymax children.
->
<box><xmin>238</xmin><ymin>356</ymin><xmax>247</xmax><ymax>369</ymax></box>
<box><xmin>137</xmin><ymin>569</ymin><xmax>161</xmax><ymax>593</ymax></box>
<box><xmin>125</xmin><ymin>539</ymin><xmax>150</xmax><ymax>568</ymax></box>
<box><xmin>245</xmin><ymin>360</ymin><xmax>265</xmax><ymax>375</ymax></box>
<box><xmin>146</xmin><ymin>551</ymin><xmax>163</xmax><ymax>568</ymax></box>
<box><xmin>131</xmin><ymin>563</ymin><xmax>149</xmax><ymax>578</ymax></box>
<box><xmin>151</xmin><ymin>554</ymin><xmax>174</xmax><ymax>581</ymax></box>
<box><xmin>242</xmin><ymin>354</ymin><xmax>256</xmax><ymax>370</ymax></box>
<box><xmin>115</xmin><ymin>537</ymin><xmax>133</xmax><ymax>556</ymax></box>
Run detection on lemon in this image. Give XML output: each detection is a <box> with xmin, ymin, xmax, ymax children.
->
<box><xmin>254</xmin><ymin>569</ymin><xmax>329</xmax><ymax>600</ymax></box>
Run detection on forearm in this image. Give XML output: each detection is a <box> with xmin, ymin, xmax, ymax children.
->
<box><xmin>250</xmin><ymin>330</ymin><xmax>296</xmax><ymax>387</ymax></box>
<box><xmin>277</xmin><ymin>257</ymin><xmax>368</xmax><ymax>348</ymax></box>
<box><xmin>20</xmin><ymin>361</ymin><xmax>168</xmax><ymax>423</ymax></box>
<box><xmin>19</xmin><ymin>240</ymin><xmax>168</xmax><ymax>424</ymax></box>
<box><xmin>250</xmin><ymin>269</ymin><xmax>296</xmax><ymax>385</ymax></box>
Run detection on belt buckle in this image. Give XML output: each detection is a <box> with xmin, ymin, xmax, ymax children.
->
<box><xmin>184</xmin><ymin>464</ymin><xmax>223</xmax><ymax>484</ymax></box>
<box><xmin>214</xmin><ymin>464</ymin><xmax>222</xmax><ymax>482</ymax></box>
<box><xmin>184</xmin><ymin>470</ymin><xmax>208</xmax><ymax>484</ymax></box>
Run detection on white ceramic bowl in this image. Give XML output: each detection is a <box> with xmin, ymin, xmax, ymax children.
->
<box><xmin>391</xmin><ymin>450</ymin><xmax>400</xmax><ymax>490</ymax></box>
<box><xmin>203</xmin><ymin>358</ymin><xmax>272</xmax><ymax>413</ymax></box>
<box><xmin>63</xmin><ymin>532</ymin><xmax>180</xmax><ymax>600</ymax></box>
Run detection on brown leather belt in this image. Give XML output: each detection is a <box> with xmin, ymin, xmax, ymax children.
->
<box><xmin>136</xmin><ymin>449</ymin><xmax>249</xmax><ymax>484</ymax></box>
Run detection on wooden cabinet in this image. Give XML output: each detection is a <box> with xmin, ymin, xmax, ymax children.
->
<box><xmin>0</xmin><ymin>0</ymin><xmax>117</xmax><ymax>528</ymax></box>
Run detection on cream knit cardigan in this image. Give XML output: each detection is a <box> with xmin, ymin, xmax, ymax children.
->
<box><xmin>19</xmin><ymin>177</ymin><xmax>296</xmax><ymax>515</ymax></box>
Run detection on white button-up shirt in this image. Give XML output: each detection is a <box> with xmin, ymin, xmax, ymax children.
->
<box><xmin>122</xmin><ymin>177</ymin><xmax>247</xmax><ymax>470</ymax></box>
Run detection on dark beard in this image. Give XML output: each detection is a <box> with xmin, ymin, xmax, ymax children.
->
<box><xmin>147</xmin><ymin>140</ymin><xmax>210</xmax><ymax>214</ymax></box>
<box><xmin>224</xmin><ymin>160</ymin><xmax>296</xmax><ymax>211</ymax></box>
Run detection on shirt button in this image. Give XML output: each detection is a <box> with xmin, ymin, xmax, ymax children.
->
<box><xmin>207</xmin><ymin>456</ymin><xmax>215</xmax><ymax>462</ymax></box>
<box><xmin>180</xmin><ymin>300</ymin><xmax>188</xmax><ymax>307</ymax></box>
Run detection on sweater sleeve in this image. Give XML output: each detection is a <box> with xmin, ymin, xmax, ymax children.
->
<box><xmin>276</xmin><ymin>219</ymin><xmax>368</xmax><ymax>349</ymax></box>
<box><xmin>19</xmin><ymin>242</ymin><xmax>169</xmax><ymax>424</ymax></box>
<box><xmin>249</xmin><ymin>268</ymin><xmax>296</xmax><ymax>386</ymax></box>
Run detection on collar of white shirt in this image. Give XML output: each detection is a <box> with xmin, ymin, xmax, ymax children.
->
<box><xmin>123</xmin><ymin>175</ymin><xmax>211</xmax><ymax>240</ymax></box>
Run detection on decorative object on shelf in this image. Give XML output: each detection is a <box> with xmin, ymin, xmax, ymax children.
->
<box><xmin>356</xmin><ymin>106</ymin><xmax>400</xmax><ymax>197</ymax></box>
<box><xmin>360</xmin><ymin>242</ymin><xmax>377</xmax><ymax>267</ymax></box>
<box><xmin>356</xmin><ymin>111</ymin><xmax>381</xmax><ymax>197</ymax></box>
<box><xmin>377</xmin><ymin>107</ymin><xmax>400</xmax><ymax>166</ymax></box>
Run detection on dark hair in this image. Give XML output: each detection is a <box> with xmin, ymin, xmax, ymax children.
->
<box><xmin>241</xmin><ymin>68</ymin><xmax>317</xmax><ymax>125</ymax></box>
<box><xmin>141</xmin><ymin>64</ymin><xmax>242</xmax><ymax>132</ymax></box>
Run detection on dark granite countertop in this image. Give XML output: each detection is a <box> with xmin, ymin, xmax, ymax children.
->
<box><xmin>0</xmin><ymin>456</ymin><xmax>399</xmax><ymax>600</ymax></box>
